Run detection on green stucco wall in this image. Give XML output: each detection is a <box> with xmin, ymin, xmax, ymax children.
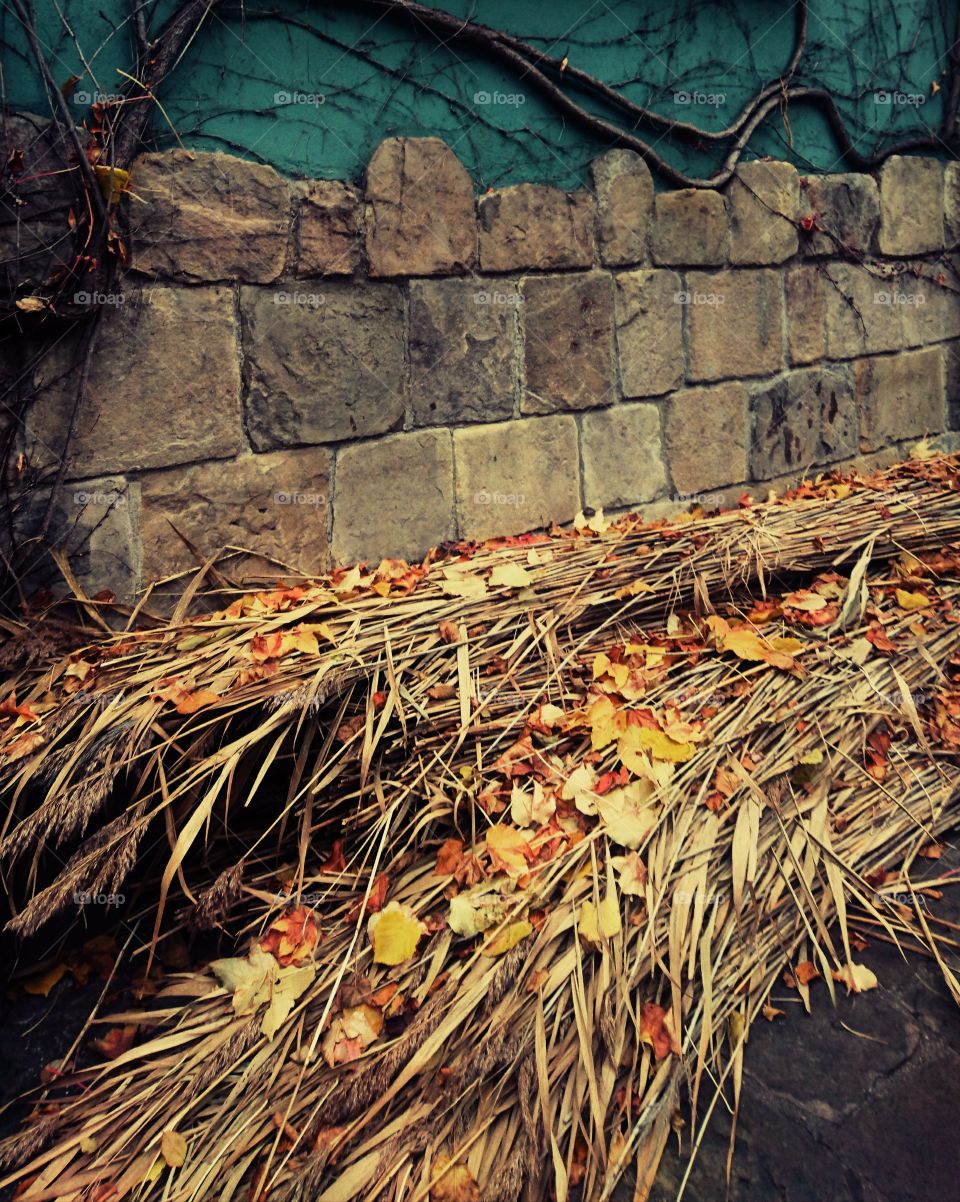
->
<box><xmin>2</xmin><ymin>1</ymin><xmax>951</xmax><ymax>187</ymax></box>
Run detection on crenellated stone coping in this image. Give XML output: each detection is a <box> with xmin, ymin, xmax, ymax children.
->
<box><xmin>16</xmin><ymin>137</ymin><xmax>960</xmax><ymax>600</ymax></box>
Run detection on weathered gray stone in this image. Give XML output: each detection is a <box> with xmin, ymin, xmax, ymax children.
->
<box><xmin>666</xmin><ymin>382</ymin><xmax>748</xmax><ymax>492</ymax></box>
<box><xmin>878</xmin><ymin>156</ymin><xmax>945</xmax><ymax>256</ymax></box>
<box><xmin>521</xmin><ymin>273</ymin><xmax>614</xmax><ymax>413</ymax></box>
<box><xmin>900</xmin><ymin>266</ymin><xmax>960</xmax><ymax>347</ymax></box>
<box><xmin>786</xmin><ymin>266</ymin><xmax>825</xmax><ymax>365</ymax></box>
<box><xmin>728</xmin><ymin>160</ymin><xmax>799</xmax><ymax>265</ymax></box>
<box><xmin>332</xmin><ymin>430</ymin><xmax>454</xmax><ymax>564</ymax></box>
<box><xmin>615</xmin><ymin>270</ymin><xmax>684</xmax><ymax>397</ymax></box>
<box><xmin>946</xmin><ymin>338</ymin><xmax>960</xmax><ymax>429</ymax></box>
<box><xmin>946</xmin><ymin>162</ymin><xmax>960</xmax><ymax>247</ymax></box>
<box><xmin>799</xmin><ymin>174</ymin><xmax>880</xmax><ymax>256</ymax></box>
<box><xmin>855</xmin><ymin>347</ymin><xmax>947</xmax><ymax>450</ymax></box>
<box><xmin>25</xmin><ymin>286</ymin><xmax>244</xmax><ymax>476</ymax></box>
<box><xmin>409</xmin><ymin>279</ymin><xmax>518</xmax><ymax>426</ymax></box>
<box><xmin>580</xmin><ymin>403</ymin><xmax>666</xmax><ymax>509</ymax></box>
<box><xmin>455</xmin><ymin>416</ymin><xmax>579</xmax><ymax>540</ymax></box>
<box><xmin>130</xmin><ymin>149</ymin><xmax>290</xmax><ymax>283</ymax></box>
<box><xmin>298</xmin><ymin>180</ymin><xmax>362</xmax><ymax>277</ymax></box>
<box><xmin>364</xmin><ymin>137</ymin><xmax>476</xmax><ymax>277</ymax></box>
<box><xmin>240</xmin><ymin>282</ymin><xmax>405</xmax><ymax>449</ymax></box>
<box><xmin>590</xmin><ymin>150</ymin><xmax>654</xmax><ymax>266</ymax></box>
<box><xmin>652</xmin><ymin>190</ymin><xmax>727</xmax><ymax>266</ymax></box>
<box><xmin>0</xmin><ymin>115</ymin><xmax>76</xmax><ymax>297</ymax></box>
<box><xmin>140</xmin><ymin>449</ymin><xmax>331</xmax><ymax>582</ymax></box>
<box><xmin>40</xmin><ymin>476</ymin><xmax>140</xmax><ymax>603</ymax></box>
<box><xmin>686</xmin><ymin>270</ymin><xmax>783</xmax><ymax>382</ymax></box>
<box><xmin>478</xmin><ymin>184</ymin><xmax>595</xmax><ymax>272</ymax></box>
<box><xmin>749</xmin><ymin>366</ymin><xmax>858</xmax><ymax>479</ymax></box>
<box><xmin>823</xmin><ymin>263</ymin><xmax>905</xmax><ymax>359</ymax></box>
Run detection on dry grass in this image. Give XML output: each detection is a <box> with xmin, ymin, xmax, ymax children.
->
<box><xmin>0</xmin><ymin>454</ymin><xmax>958</xmax><ymax>1202</ymax></box>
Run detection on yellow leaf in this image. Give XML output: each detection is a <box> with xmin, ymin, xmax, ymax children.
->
<box><xmin>482</xmin><ymin>919</ymin><xmax>533</xmax><ymax>956</ymax></box>
<box><xmin>560</xmin><ymin>764</ymin><xmax>600</xmax><ymax>815</ymax></box>
<box><xmin>23</xmin><ymin>963</ymin><xmax>69</xmax><ymax>997</ymax></box>
<box><xmin>368</xmin><ymin>901</ymin><xmax>425</xmax><ymax>966</ymax></box>
<box><xmin>593</xmin><ymin>652</ymin><xmax>630</xmax><ymax>689</ymax></box>
<box><xmin>262</xmin><ymin>963</ymin><xmax>315</xmax><ymax>1039</ymax></box>
<box><xmin>831</xmin><ymin>961</ymin><xmax>878</xmax><ymax>994</ymax></box>
<box><xmin>615</xmin><ymin>578</ymin><xmax>654</xmax><ymax>599</ymax></box>
<box><xmin>706</xmin><ymin>615</ymin><xmax>796</xmax><ymax>670</ymax></box>
<box><xmin>160</xmin><ymin>1130</ymin><xmax>187</xmax><ymax>1168</ymax></box>
<box><xmin>448</xmin><ymin>888</ymin><xmax>510</xmax><ymax>937</ymax></box>
<box><xmin>93</xmin><ymin>164</ymin><xmax>131</xmax><ymax>204</ymax></box>
<box><xmin>621</xmin><ymin>724</ymin><xmax>694</xmax><ymax>765</ymax></box>
<box><xmin>79</xmin><ymin>1134</ymin><xmax>97</xmax><ymax>1154</ymax></box>
<box><xmin>895</xmin><ymin>588</ymin><xmax>931</xmax><ymax>611</ymax></box>
<box><xmin>509</xmin><ymin>780</ymin><xmax>555</xmax><ymax>827</ymax></box>
<box><xmin>587</xmin><ymin>694</ymin><xmax>626</xmax><ymax>750</ymax></box>
<box><xmin>578</xmin><ymin>886</ymin><xmax>620</xmax><ymax>946</ymax></box>
<box><xmin>174</xmin><ymin>688</ymin><xmax>221</xmax><ymax>715</ymax></box>
<box><xmin>489</xmin><ymin>563</ymin><xmax>533</xmax><ymax>589</ymax></box>
<box><xmin>486</xmin><ymin>824</ymin><xmax>532</xmax><ymax>877</ymax></box>
<box><xmin>440</xmin><ymin>568</ymin><xmax>488</xmax><ymax>599</ymax></box>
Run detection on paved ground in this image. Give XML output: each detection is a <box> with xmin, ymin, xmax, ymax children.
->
<box><xmin>2</xmin><ymin>864</ymin><xmax>959</xmax><ymax>1202</ymax></box>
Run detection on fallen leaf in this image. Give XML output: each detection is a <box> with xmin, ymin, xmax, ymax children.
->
<box><xmin>509</xmin><ymin>780</ymin><xmax>555</xmax><ymax>827</ymax></box>
<box><xmin>435</xmin><ymin>837</ymin><xmax>465</xmax><ymax>875</ymax></box>
<box><xmin>482</xmin><ymin>918</ymin><xmax>533</xmax><ymax>956</ymax></box>
<box><xmin>561</xmin><ymin>764</ymin><xmax>601</xmax><ymax>815</ymax></box>
<box><xmin>160</xmin><ymin>1130</ymin><xmax>186</xmax><ymax>1168</ymax></box>
<box><xmin>895</xmin><ymin>588</ymin><xmax>931</xmax><ymax>611</ymax></box>
<box><xmin>448</xmin><ymin>887</ymin><xmax>511</xmax><ymax>938</ymax></box>
<box><xmin>489</xmin><ymin>563</ymin><xmax>532</xmax><ymax>589</ymax></box>
<box><xmin>595</xmin><ymin>781</ymin><xmax>660</xmax><ymax>848</ymax></box>
<box><xmin>831</xmin><ymin>961</ymin><xmax>878</xmax><ymax>994</ymax></box>
<box><xmin>430</xmin><ymin>1155</ymin><xmax>480</xmax><ymax>1202</ymax></box>
<box><xmin>92</xmin><ymin>1025</ymin><xmax>137</xmax><ymax>1059</ymax></box>
<box><xmin>485</xmin><ymin>824</ymin><xmax>534</xmax><ymax>877</ymax></box>
<box><xmin>611</xmin><ymin>852</ymin><xmax>647</xmax><ymax>896</ymax></box>
<box><xmin>260</xmin><ymin>905</ymin><xmax>320</xmax><ymax>966</ymax></box>
<box><xmin>639</xmin><ymin>1002</ymin><xmax>675</xmax><ymax>1060</ymax></box>
<box><xmin>22</xmin><ymin>963</ymin><xmax>69</xmax><ymax>997</ymax></box>
<box><xmin>321</xmin><ymin>1003</ymin><xmax>384</xmax><ymax>1067</ymax></box>
<box><xmin>368</xmin><ymin>901</ymin><xmax>426</xmax><ymax>966</ymax></box>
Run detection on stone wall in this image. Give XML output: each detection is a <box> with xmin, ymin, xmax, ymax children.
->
<box><xmin>18</xmin><ymin>137</ymin><xmax>960</xmax><ymax>599</ymax></box>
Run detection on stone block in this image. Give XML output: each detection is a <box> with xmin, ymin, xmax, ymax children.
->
<box><xmin>25</xmin><ymin>286</ymin><xmax>244</xmax><ymax>476</ymax></box>
<box><xmin>652</xmin><ymin>190</ymin><xmax>727</xmax><ymax>266</ymax></box>
<box><xmin>478</xmin><ymin>183</ymin><xmax>595</xmax><ymax>272</ymax></box>
<box><xmin>823</xmin><ymin>263</ymin><xmax>904</xmax><ymax>359</ymax></box>
<box><xmin>900</xmin><ymin>266</ymin><xmax>960</xmax><ymax>347</ymax></box>
<box><xmin>580</xmin><ymin>403</ymin><xmax>667</xmax><ymax>509</ymax></box>
<box><xmin>749</xmin><ymin>366</ymin><xmax>858</xmax><ymax>479</ymax></box>
<box><xmin>878</xmin><ymin>156</ymin><xmax>944</xmax><ymax>256</ymax></box>
<box><xmin>615</xmin><ymin>270</ymin><xmax>684</xmax><ymax>397</ymax></box>
<box><xmin>686</xmin><ymin>269</ymin><xmax>783</xmax><ymax>381</ymax></box>
<box><xmin>454</xmin><ymin>416</ymin><xmax>579</xmax><ymax>540</ymax></box>
<box><xmin>799</xmin><ymin>173</ymin><xmax>880</xmax><ymax>256</ymax></box>
<box><xmin>332</xmin><ymin>430</ymin><xmax>454</xmax><ymax>563</ymax></box>
<box><xmin>855</xmin><ymin>347</ymin><xmax>946</xmax><ymax>450</ymax></box>
<box><xmin>666</xmin><ymin>382</ymin><xmax>748</xmax><ymax>492</ymax></box>
<box><xmin>297</xmin><ymin>180</ymin><xmax>362</xmax><ymax>276</ymax></box>
<box><xmin>364</xmin><ymin>137</ymin><xmax>476</xmax><ymax>277</ymax></box>
<box><xmin>409</xmin><ymin>279</ymin><xmax>518</xmax><ymax>426</ymax></box>
<box><xmin>590</xmin><ymin>150</ymin><xmax>654</xmax><ymax>266</ymax></box>
<box><xmin>786</xmin><ymin>266</ymin><xmax>825</xmax><ymax>365</ymax></box>
<box><xmin>946</xmin><ymin>162</ymin><xmax>960</xmax><ymax>247</ymax></box>
<box><xmin>241</xmin><ymin>282</ymin><xmax>405</xmax><ymax>449</ymax></box>
<box><xmin>41</xmin><ymin>476</ymin><xmax>140</xmax><ymax>603</ymax></box>
<box><xmin>728</xmin><ymin>160</ymin><xmax>799</xmax><ymax>265</ymax></box>
<box><xmin>130</xmin><ymin>149</ymin><xmax>290</xmax><ymax>283</ymax></box>
<box><xmin>521</xmin><ymin>273</ymin><xmax>615</xmax><ymax>412</ymax></box>
<box><xmin>140</xmin><ymin>448</ymin><xmax>331</xmax><ymax>582</ymax></box>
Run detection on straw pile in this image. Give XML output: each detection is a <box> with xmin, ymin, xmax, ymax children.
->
<box><xmin>0</xmin><ymin>454</ymin><xmax>959</xmax><ymax>1202</ymax></box>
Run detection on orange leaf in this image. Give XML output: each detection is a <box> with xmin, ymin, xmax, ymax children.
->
<box><xmin>92</xmin><ymin>1025</ymin><xmax>138</xmax><ymax>1059</ymax></box>
<box><xmin>260</xmin><ymin>906</ymin><xmax>320</xmax><ymax>967</ymax></box>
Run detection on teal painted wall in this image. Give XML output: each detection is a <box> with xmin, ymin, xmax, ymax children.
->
<box><xmin>1</xmin><ymin>1</ymin><xmax>951</xmax><ymax>187</ymax></box>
